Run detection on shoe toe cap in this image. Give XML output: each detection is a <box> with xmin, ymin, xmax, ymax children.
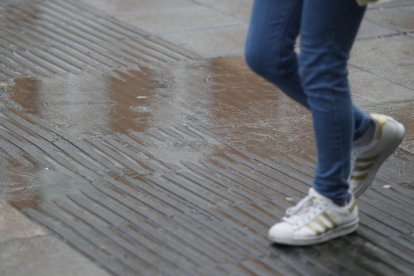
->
<box><xmin>268</xmin><ymin>222</ymin><xmax>294</xmax><ymax>243</ymax></box>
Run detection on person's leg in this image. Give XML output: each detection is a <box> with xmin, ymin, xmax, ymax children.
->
<box><xmin>244</xmin><ymin>0</ymin><xmax>372</xmax><ymax>142</ymax></box>
<box><xmin>268</xmin><ymin>0</ymin><xmax>366</xmax><ymax>246</ymax></box>
<box><xmin>244</xmin><ymin>0</ymin><xmax>307</xmax><ymax>107</ymax></box>
<box><xmin>353</xmin><ymin>108</ymin><xmax>372</xmax><ymax>140</ymax></box>
<box><xmin>298</xmin><ymin>0</ymin><xmax>367</xmax><ymax>204</ymax></box>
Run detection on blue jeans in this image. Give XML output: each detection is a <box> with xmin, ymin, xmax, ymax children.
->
<box><xmin>245</xmin><ymin>0</ymin><xmax>372</xmax><ymax>204</ymax></box>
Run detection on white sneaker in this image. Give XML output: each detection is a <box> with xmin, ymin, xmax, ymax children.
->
<box><xmin>350</xmin><ymin>114</ymin><xmax>405</xmax><ymax>198</ymax></box>
<box><xmin>268</xmin><ymin>189</ymin><xmax>359</xmax><ymax>246</ymax></box>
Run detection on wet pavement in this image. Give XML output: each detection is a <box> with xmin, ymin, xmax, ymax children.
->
<box><xmin>1</xmin><ymin>0</ymin><xmax>414</xmax><ymax>275</ymax></box>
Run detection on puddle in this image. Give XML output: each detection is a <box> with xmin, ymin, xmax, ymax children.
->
<box><xmin>1</xmin><ymin>154</ymin><xmax>91</xmax><ymax>209</ymax></box>
<box><xmin>2</xmin><ymin>57</ymin><xmax>313</xmax><ymax>204</ymax></box>
<box><xmin>0</xmin><ymin>2</ymin><xmax>408</xmax><ymax>187</ymax></box>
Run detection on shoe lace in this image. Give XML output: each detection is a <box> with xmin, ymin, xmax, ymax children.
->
<box><xmin>285</xmin><ymin>195</ymin><xmax>314</xmax><ymax>217</ymax></box>
<box><xmin>284</xmin><ymin>195</ymin><xmax>326</xmax><ymax>226</ymax></box>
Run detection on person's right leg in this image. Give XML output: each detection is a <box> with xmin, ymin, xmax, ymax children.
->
<box><xmin>244</xmin><ymin>0</ymin><xmax>372</xmax><ymax>141</ymax></box>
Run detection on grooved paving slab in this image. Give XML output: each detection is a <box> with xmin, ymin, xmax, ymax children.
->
<box><xmin>0</xmin><ymin>0</ymin><xmax>198</xmax><ymax>82</ymax></box>
<box><xmin>0</xmin><ymin>58</ymin><xmax>413</xmax><ymax>275</ymax></box>
<box><xmin>0</xmin><ymin>106</ymin><xmax>413</xmax><ymax>275</ymax></box>
<box><xmin>1</xmin><ymin>57</ymin><xmax>414</xmax><ymax>275</ymax></box>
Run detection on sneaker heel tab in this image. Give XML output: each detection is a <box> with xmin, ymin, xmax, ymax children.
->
<box><xmin>371</xmin><ymin>114</ymin><xmax>388</xmax><ymax>140</ymax></box>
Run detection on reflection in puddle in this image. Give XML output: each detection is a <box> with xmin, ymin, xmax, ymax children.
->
<box><xmin>209</xmin><ymin>57</ymin><xmax>313</xmax><ymax>157</ymax></box>
<box><xmin>0</xmin><ymin>142</ymin><xmax>94</xmax><ymax>203</ymax></box>
<box><xmin>9</xmin><ymin>68</ymin><xmax>155</xmax><ymax>137</ymax></box>
<box><xmin>2</xmin><ymin>2</ymin><xmax>42</xmax><ymax>28</ymax></box>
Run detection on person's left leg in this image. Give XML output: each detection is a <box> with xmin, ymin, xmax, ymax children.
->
<box><xmin>299</xmin><ymin>0</ymin><xmax>367</xmax><ymax>204</ymax></box>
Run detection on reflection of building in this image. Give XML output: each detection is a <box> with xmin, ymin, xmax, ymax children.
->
<box><xmin>9</xmin><ymin>68</ymin><xmax>156</xmax><ymax>138</ymax></box>
<box><xmin>108</xmin><ymin>68</ymin><xmax>153</xmax><ymax>134</ymax></box>
<box><xmin>5</xmin><ymin>3</ymin><xmax>41</xmax><ymax>28</ymax></box>
<box><xmin>9</xmin><ymin>77</ymin><xmax>41</xmax><ymax>114</ymax></box>
<box><xmin>4</xmin><ymin>67</ymin><xmax>158</xmax><ymax>204</ymax></box>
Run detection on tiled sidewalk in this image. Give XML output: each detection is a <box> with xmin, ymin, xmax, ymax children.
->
<box><xmin>0</xmin><ymin>0</ymin><xmax>413</xmax><ymax>275</ymax></box>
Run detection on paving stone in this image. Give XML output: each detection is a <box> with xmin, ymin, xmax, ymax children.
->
<box><xmin>117</xmin><ymin>6</ymin><xmax>243</xmax><ymax>34</ymax></box>
<box><xmin>401</xmin><ymin>139</ymin><xmax>414</xmax><ymax>154</ymax></box>
<box><xmin>77</xmin><ymin>0</ymin><xmax>198</xmax><ymax>17</ymax></box>
<box><xmin>356</xmin><ymin>19</ymin><xmax>399</xmax><ymax>39</ymax></box>
<box><xmin>0</xmin><ymin>201</ymin><xmax>45</xmax><ymax>243</ymax></box>
<box><xmin>350</xmin><ymin>35</ymin><xmax>414</xmax><ymax>90</ymax></box>
<box><xmin>369</xmin><ymin>0</ymin><xmax>414</xmax><ymax>9</ymax></box>
<box><xmin>0</xmin><ymin>236</ymin><xmax>110</xmax><ymax>276</ymax></box>
<box><xmin>162</xmin><ymin>24</ymin><xmax>248</xmax><ymax>58</ymax></box>
<box><xmin>365</xmin><ymin>5</ymin><xmax>414</xmax><ymax>32</ymax></box>
<box><xmin>349</xmin><ymin>66</ymin><xmax>414</xmax><ymax>106</ymax></box>
<box><xmin>192</xmin><ymin>0</ymin><xmax>253</xmax><ymax>22</ymax></box>
<box><xmin>0</xmin><ymin>0</ymin><xmax>198</xmax><ymax>82</ymax></box>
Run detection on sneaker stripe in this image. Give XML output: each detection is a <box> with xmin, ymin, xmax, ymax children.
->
<box><xmin>351</xmin><ymin>173</ymin><xmax>368</xmax><ymax>181</ymax></box>
<box><xmin>307</xmin><ymin>205</ymin><xmax>356</xmax><ymax>236</ymax></box>
<box><xmin>307</xmin><ymin>222</ymin><xmax>322</xmax><ymax>236</ymax></box>
<box><xmin>307</xmin><ymin>214</ymin><xmax>338</xmax><ymax>236</ymax></box>
<box><xmin>356</xmin><ymin>155</ymin><xmax>379</xmax><ymax>163</ymax></box>
<box><xmin>314</xmin><ymin>217</ymin><xmax>329</xmax><ymax>232</ymax></box>
<box><xmin>321</xmin><ymin>212</ymin><xmax>337</xmax><ymax>228</ymax></box>
<box><xmin>353</xmin><ymin>163</ymin><xmax>374</xmax><ymax>172</ymax></box>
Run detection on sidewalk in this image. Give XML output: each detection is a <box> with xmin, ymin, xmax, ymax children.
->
<box><xmin>0</xmin><ymin>0</ymin><xmax>413</xmax><ymax>275</ymax></box>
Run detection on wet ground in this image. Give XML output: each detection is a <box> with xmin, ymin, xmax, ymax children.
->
<box><xmin>1</xmin><ymin>57</ymin><xmax>318</xmax><ymax>203</ymax></box>
<box><xmin>1</xmin><ymin>0</ymin><xmax>414</xmax><ymax>275</ymax></box>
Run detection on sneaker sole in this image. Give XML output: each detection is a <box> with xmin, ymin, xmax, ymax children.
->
<box><xmin>268</xmin><ymin>219</ymin><xmax>359</xmax><ymax>246</ymax></box>
<box><xmin>354</xmin><ymin>121</ymin><xmax>405</xmax><ymax>198</ymax></box>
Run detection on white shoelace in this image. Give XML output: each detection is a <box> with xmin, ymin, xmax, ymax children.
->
<box><xmin>284</xmin><ymin>194</ymin><xmax>327</xmax><ymax>227</ymax></box>
<box><xmin>285</xmin><ymin>195</ymin><xmax>314</xmax><ymax>218</ymax></box>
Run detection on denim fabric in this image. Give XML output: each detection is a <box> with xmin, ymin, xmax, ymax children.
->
<box><xmin>245</xmin><ymin>0</ymin><xmax>372</xmax><ymax>204</ymax></box>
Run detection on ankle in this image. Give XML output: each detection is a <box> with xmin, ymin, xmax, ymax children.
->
<box><xmin>354</xmin><ymin>120</ymin><xmax>376</xmax><ymax>147</ymax></box>
<box><xmin>332</xmin><ymin>194</ymin><xmax>351</xmax><ymax>207</ymax></box>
